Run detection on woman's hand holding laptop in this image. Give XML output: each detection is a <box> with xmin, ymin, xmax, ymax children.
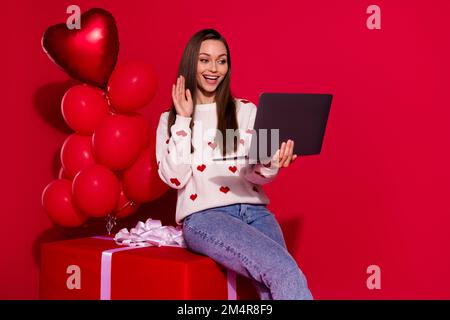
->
<box><xmin>262</xmin><ymin>139</ymin><xmax>297</xmax><ymax>169</ymax></box>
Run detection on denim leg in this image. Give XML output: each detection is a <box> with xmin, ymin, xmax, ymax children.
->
<box><xmin>245</xmin><ymin>205</ymin><xmax>288</xmax><ymax>249</ymax></box>
<box><xmin>182</xmin><ymin>205</ymin><xmax>313</xmax><ymax>300</ymax></box>
<box><xmin>243</xmin><ymin>204</ymin><xmax>289</xmax><ymax>300</ymax></box>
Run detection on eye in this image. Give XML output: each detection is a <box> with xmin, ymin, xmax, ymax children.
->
<box><xmin>200</xmin><ymin>58</ymin><xmax>208</xmax><ymax>63</ymax></box>
<box><xmin>218</xmin><ymin>59</ymin><xmax>227</xmax><ymax>64</ymax></box>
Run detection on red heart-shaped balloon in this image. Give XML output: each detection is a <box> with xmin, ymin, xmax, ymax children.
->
<box><xmin>42</xmin><ymin>8</ymin><xmax>119</xmax><ymax>88</ymax></box>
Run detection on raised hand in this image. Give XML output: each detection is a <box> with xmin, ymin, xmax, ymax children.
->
<box><xmin>172</xmin><ymin>75</ymin><xmax>193</xmax><ymax>117</ymax></box>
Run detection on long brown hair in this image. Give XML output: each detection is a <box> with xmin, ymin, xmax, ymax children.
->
<box><xmin>166</xmin><ymin>28</ymin><xmax>239</xmax><ymax>157</ymax></box>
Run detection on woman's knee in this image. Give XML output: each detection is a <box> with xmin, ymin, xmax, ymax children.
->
<box><xmin>182</xmin><ymin>211</ymin><xmax>225</xmax><ymax>254</ymax></box>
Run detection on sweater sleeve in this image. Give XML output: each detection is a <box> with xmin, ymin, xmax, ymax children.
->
<box><xmin>242</xmin><ymin>102</ymin><xmax>280</xmax><ymax>185</ymax></box>
<box><xmin>243</xmin><ymin>156</ymin><xmax>280</xmax><ymax>185</ymax></box>
<box><xmin>155</xmin><ymin>112</ymin><xmax>193</xmax><ymax>189</ymax></box>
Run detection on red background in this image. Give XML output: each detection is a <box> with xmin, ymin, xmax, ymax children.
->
<box><xmin>1</xmin><ymin>0</ymin><xmax>449</xmax><ymax>299</ymax></box>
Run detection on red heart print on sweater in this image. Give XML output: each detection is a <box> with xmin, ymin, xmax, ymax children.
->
<box><xmin>190</xmin><ymin>194</ymin><xmax>197</xmax><ymax>201</ymax></box>
<box><xmin>208</xmin><ymin>141</ymin><xmax>217</xmax><ymax>149</ymax></box>
<box><xmin>263</xmin><ymin>161</ymin><xmax>271</xmax><ymax>168</ymax></box>
<box><xmin>255</xmin><ymin>171</ymin><xmax>266</xmax><ymax>178</ymax></box>
<box><xmin>245</xmin><ymin>129</ymin><xmax>254</xmax><ymax>134</ymax></box>
<box><xmin>170</xmin><ymin>178</ymin><xmax>180</xmax><ymax>186</ymax></box>
<box><xmin>176</xmin><ymin>130</ymin><xmax>187</xmax><ymax>137</ymax></box>
<box><xmin>197</xmin><ymin>164</ymin><xmax>206</xmax><ymax>172</ymax></box>
<box><xmin>219</xmin><ymin>186</ymin><xmax>230</xmax><ymax>193</ymax></box>
<box><xmin>239</xmin><ymin>139</ymin><xmax>245</xmax><ymax>145</ymax></box>
<box><xmin>228</xmin><ymin>166</ymin><xmax>237</xmax><ymax>173</ymax></box>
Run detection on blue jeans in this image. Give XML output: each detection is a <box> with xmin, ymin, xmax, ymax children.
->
<box><xmin>182</xmin><ymin>203</ymin><xmax>313</xmax><ymax>300</ymax></box>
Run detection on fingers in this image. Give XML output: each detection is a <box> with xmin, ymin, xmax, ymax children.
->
<box><xmin>171</xmin><ymin>83</ymin><xmax>175</xmax><ymax>100</ymax></box>
<box><xmin>174</xmin><ymin>77</ymin><xmax>178</xmax><ymax>100</ymax></box>
<box><xmin>272</xmin><ymin>149</ymin><xmax>280</xmax><ymax>161</ymax></box>
<box><xmin>172</xmin><ymin>82</ymin><xmax>178</xmax><ymax>107</ymax></box>
<box><xmin>172</xmin><ymin>76</ymin><xmax>185</xmax><ymax>112</ymax></box>
<box><xmin>186</xmin><ymin>88</ymin><xmax>192</xmax><ymax>103</ymax></box>
<box><xmin>278</xmin><ymin>141</ymin><xmax>287</xmax><ymax>167</ymax></box>
<box><xmin>181</xmin><ymin>75</ymin><xmax>185</xmax><ymax>99</ymax></box>
<box><xmin>278</xmin><ymin>140</ymin><xmax>294</xmax><ymax>168</ymax></box>
<box><xmin>282</xmin><ymin>141</ymin><xmax>290</xmax><ymax>167</ymax></box>
<box><xmin>174</xmin><ymin>75</ymin><xmax>189</xmax><ymax>102</ymax></box>
<box><xmin>176</xmin><ymin>75</ymin><xmax>181</xmax><ymax>99</ymax></box>
<box><xmin>172</xmin><ymin>77</ymin><xmax>179</xmax><ymax>104</ymax></box>
<box><xmin>283</xmin><ymin>140</ymin><xmax>294</xmax><ymax>167</ymax></box>
<box><xmin>172</xmin><ymin>75</ymin><xmax>195</xmax><ymax>118</ymax></box>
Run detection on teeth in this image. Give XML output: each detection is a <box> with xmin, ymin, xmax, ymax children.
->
<box><xmin>204</xmin><ymin>75</ymin><xmax>219</xmax><ymax>80</ymax></box>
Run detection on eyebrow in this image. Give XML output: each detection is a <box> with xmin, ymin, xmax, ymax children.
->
<box><xmin>199</xmin><ymin>53</ymin><xmax>227</xmax><ymax>57</ymax></box>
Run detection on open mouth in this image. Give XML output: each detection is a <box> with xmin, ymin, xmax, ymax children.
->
<box><xmin>203</xmin><ymin>75</ymin><xmax>219</xmax><ymax>84</ymax></box>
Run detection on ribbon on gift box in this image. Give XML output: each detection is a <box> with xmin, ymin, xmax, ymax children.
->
<box><xmin>92</xmin><ymin>218</ymin><xmax>237</xmax><ymax>300</ymax></box>
<box><xmin>113</xmin><ymin>218</ymin><xmax>186</xmax><ymax>247</ymax></box>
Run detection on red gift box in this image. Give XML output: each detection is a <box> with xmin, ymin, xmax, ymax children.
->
<box><xmin>39</xmin><ymin>236</ymin><xmax>259</xmax><ymax>300</ymax></box>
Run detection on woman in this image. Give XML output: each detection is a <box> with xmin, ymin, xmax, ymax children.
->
<box><xmin>155</xmin><ymin>28</ymin><xmax>312</xmax><ymax>300</ymax></box>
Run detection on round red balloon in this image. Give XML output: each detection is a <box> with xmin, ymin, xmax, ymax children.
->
<box><xmin>122</xmin><ymin>147</ymin><xmax>168</xmax><ymax>203</ymax></box>
<box><xmin>61</xmin><ymin>134</ymin><xmax>96</xmax><ymax>179</ymax></box>
<box><xmin>92</xmin><ymin>114</ymin><xmax>143</xmax><ymax>170</ymax></box>
<box><xmin>128</xmin><ymin>112</ymin><xmax>152</xmax><ymax>149</ymax></box>
<box><xmin>72</xmin><ymin>165</ymin><xmax>120</xmax><ymax>217</ymax></box>
<box><xmin>107</xmin><ymin>62</ymin><xmax>158</xmax><ymax>112</ymax></box>
<box><xmin>115</xmin><ymin>185</ymin><xmax>141</xmax><ymax>219</ymax></box>
<box><xmin>42</xmin><ymin>179</ymin><xmax>88</xmax><ymax>227</ymax></box>
<box><xmin>61</xmin><ymin>84</ymin><xmax>110</xmax><ymax>134</ymax></box>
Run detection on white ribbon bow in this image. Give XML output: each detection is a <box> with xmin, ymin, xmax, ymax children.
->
<box><xmin>114</xmin><ymin>218</ymin><xmax>186</xmax><ymax>248</ymax></box>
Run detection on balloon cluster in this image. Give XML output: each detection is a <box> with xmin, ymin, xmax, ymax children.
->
<box><xmin>41</xmin><ymin>8</ymin><xmax>168</xmax><ymax>228</ymax></box>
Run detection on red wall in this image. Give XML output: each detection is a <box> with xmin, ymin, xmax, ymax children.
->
<box><xmin>2</xmin><ymin>0</ymin><xmax>449</xmax><ymax>299</ymax></box>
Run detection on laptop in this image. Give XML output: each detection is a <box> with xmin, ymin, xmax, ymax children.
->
<box><xmin>212</xmin><ymin>93</ymin><xmax>332</xmax><ymax>163</ymax></box>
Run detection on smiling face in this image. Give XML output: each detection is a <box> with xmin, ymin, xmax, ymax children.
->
<box><xmin>195</xmin><ymin>39</ymin><xmax>229</xmax><ymax>103</ymax></box>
